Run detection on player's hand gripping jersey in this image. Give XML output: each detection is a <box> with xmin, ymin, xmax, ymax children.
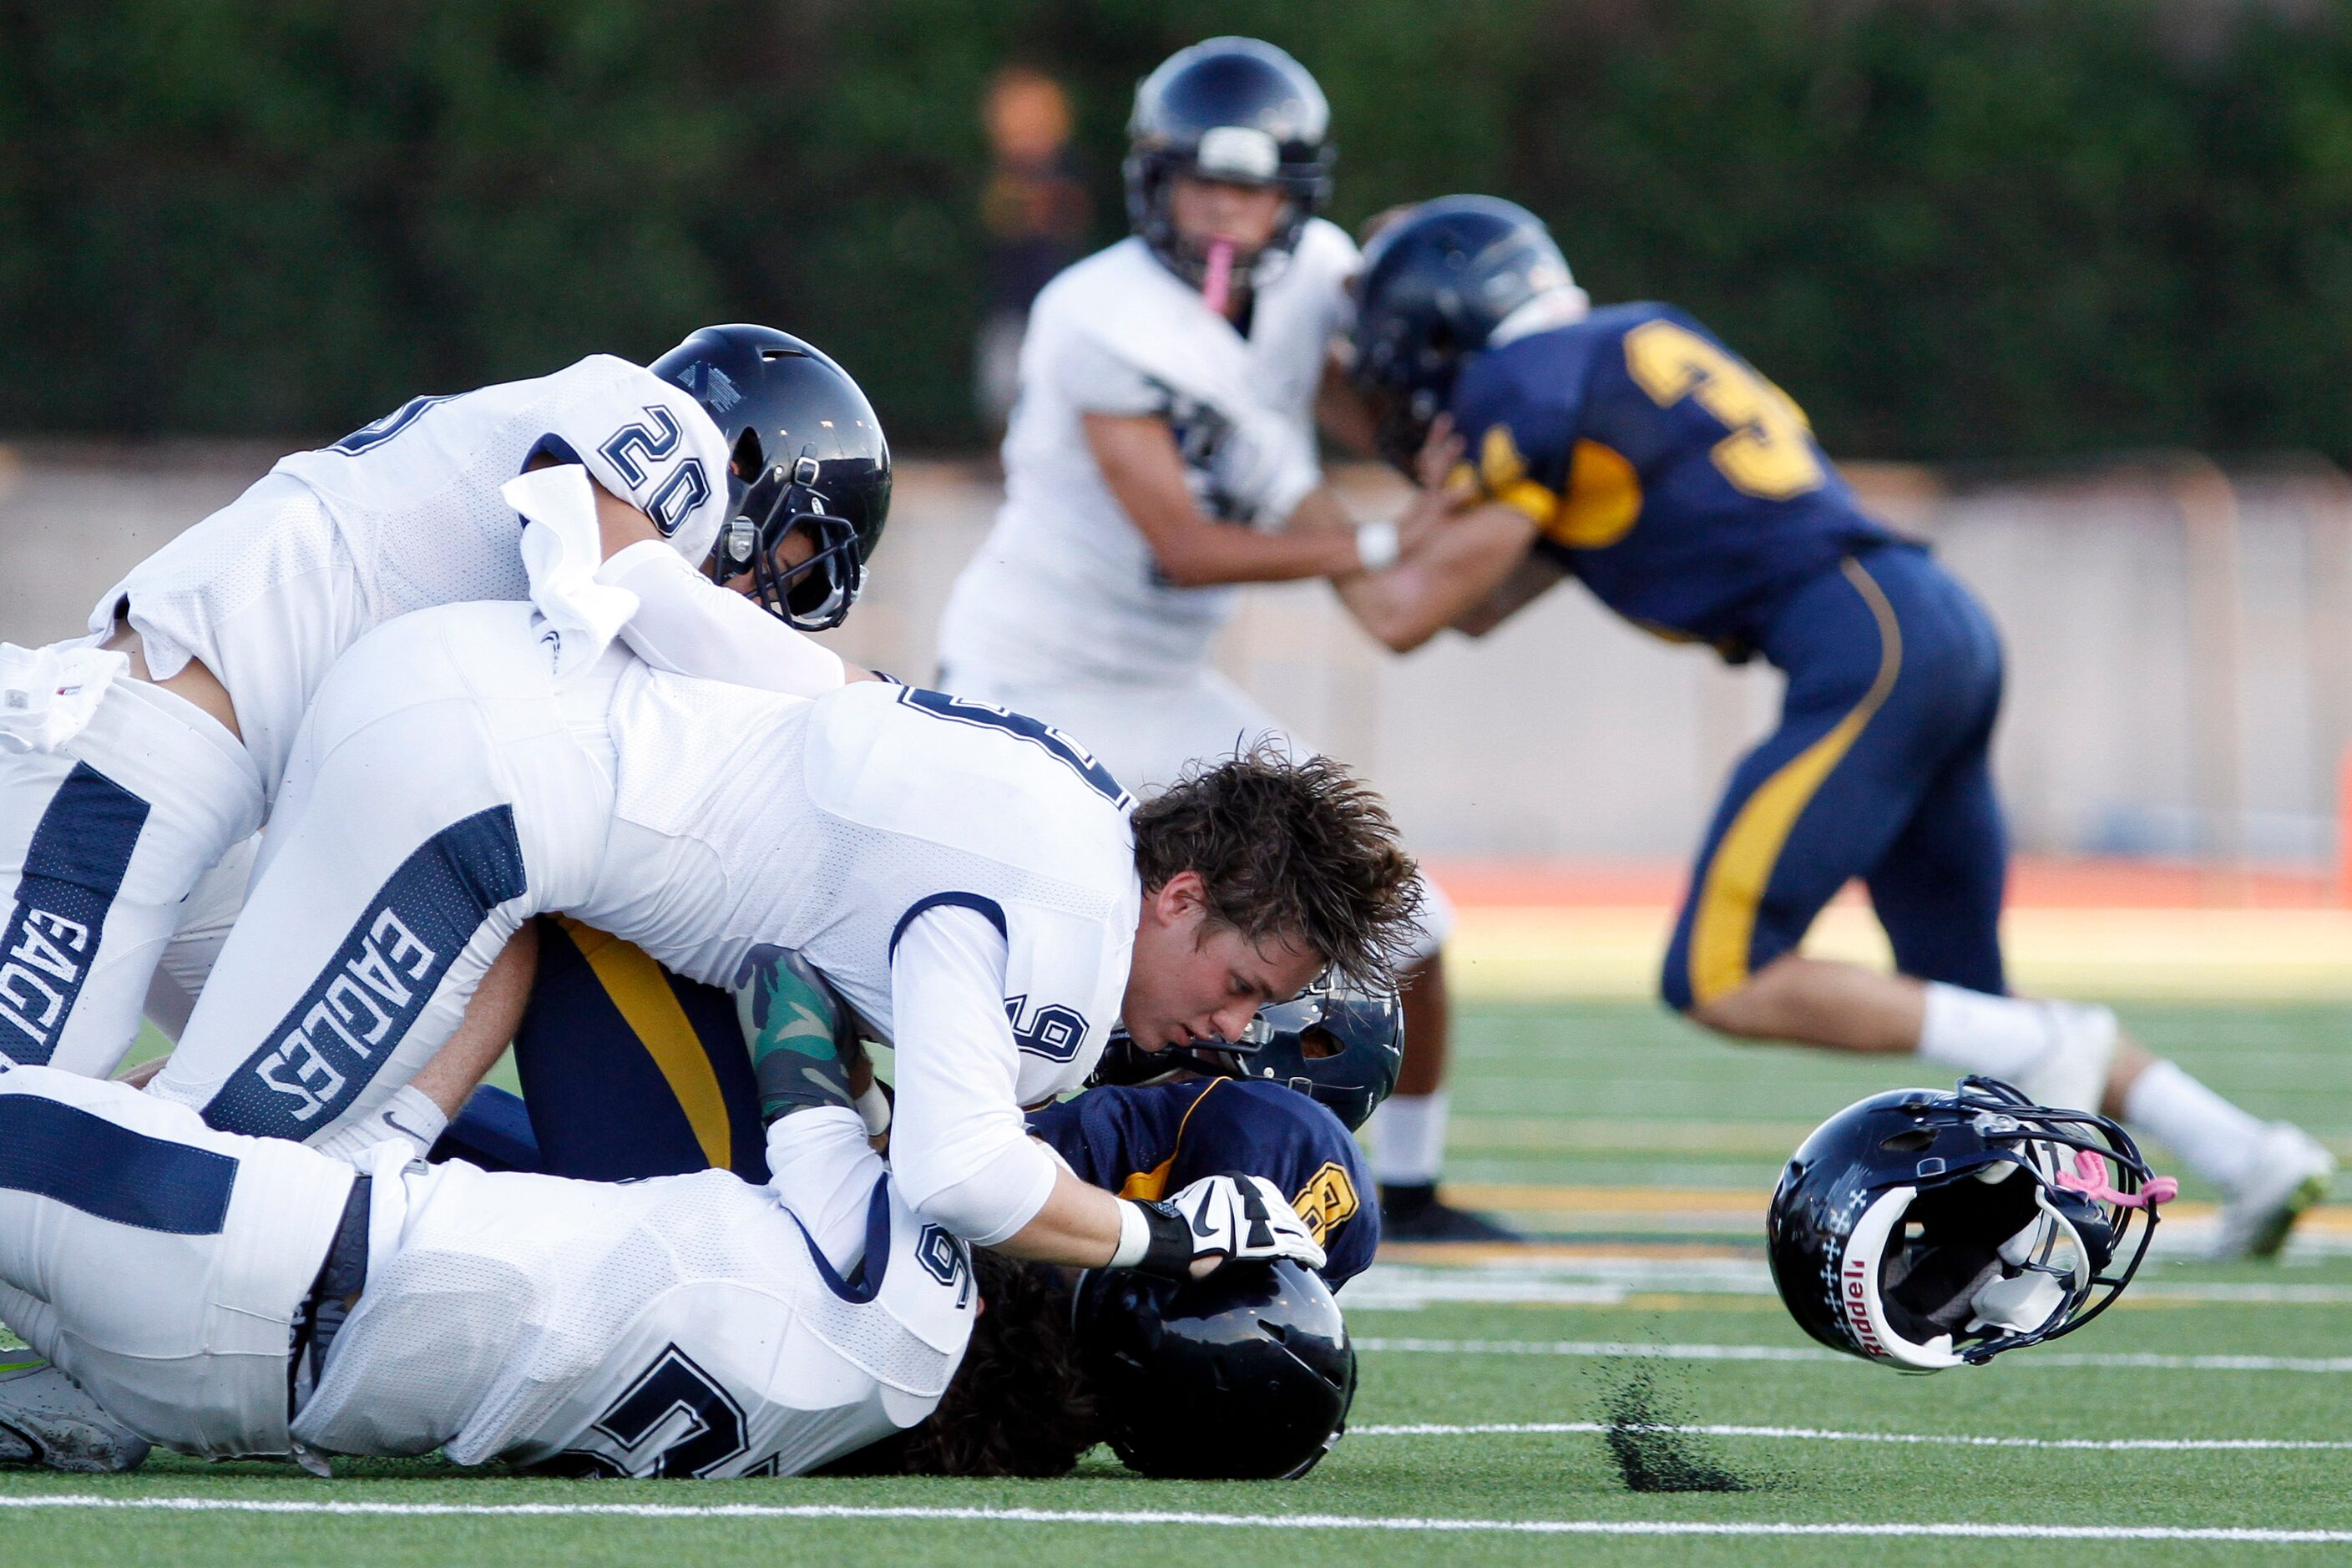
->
<box><xmin>1450</xmin><ymin>305</ymin><xmax>1898</xmax><ymax>659</ymax></box>
<box><xmin>1029</xmin><ymin>1077</ymin><xmax>1378</xmax><ymax>1287</ymax></box>
<box><xmin>937</xmin><ymin>221</ymin><xmax>1356</xmax><ymax>687</ymax></box>
<box><xmin>0</xmin><ymin>1066</ymin><xmax>972</xmax><ymax>1477</ymax></box>
<box><xmin>151</xmin><ymin>602</ymin><xmax>1141</xmax><ymax>1245</ymax></box>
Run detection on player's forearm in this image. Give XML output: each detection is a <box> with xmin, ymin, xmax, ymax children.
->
<box><xmin>1148</xmin><ymin>514</ymin><xmax>1364</xmax><ymax>588</ymax></box>
<box><xmin>1335</xmin><ymin>502</ymin><xmax>1542</xmax><ymax>652</ymax></box>
<box><xmin>994</xmin><ymin>1161</ymin><xmax>1128</xmax><ymax>1266</ymax></box>
<box><xmin>1332</xmin><ymin>558</ymin><xmax>1461</xmax><ymax>652</ymax></box>
<box><xmin>412</xmin><ymin>922</ymin><xmax>539</xmax><ymax>1118</ymax></box>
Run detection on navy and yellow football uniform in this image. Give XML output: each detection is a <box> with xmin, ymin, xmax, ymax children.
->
<box><xmin>436</xmin><ymin>923</ymin><xmax>1378</xmax><ymax>1284</ymax></box>
<box><xmin>1450</xmin><ymin>305</ymin><xmax>2007</xmax><ymax>1009</ymax></box>
<box><xmin>1027</xmin><ymin>1077</ymin><xmax>1377</xmax><ymax>1287</ymax></box>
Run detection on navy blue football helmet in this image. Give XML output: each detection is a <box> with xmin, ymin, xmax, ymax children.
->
<box><xmin>1075</xmin><ymin>1256</ymin><xmax>1355</xmax><ymax>1479</ymax></box>
<box><xmin>1088</xmin><ymin>979</ymin><xmax>1404</xmax><ymax>1131</ymax></box>
<box><xmin>1352</xmin><ymin>195</ymin><xmax>1579</xmax><ymax>471</ymax></box>
<box><xmin>652</xmin><ymin>325</ymin><xmax>891</xmax><ymax>631</ymax></box>
<box><xmin>1125</xmin><ymin>38</ymin><xmax>1335</xmax><ymax>291</ymax></box>
<box><xmin>1768</xmin><ymin>1076</ymin><xmax>2175</xmax><ymax>1372</ymax></box>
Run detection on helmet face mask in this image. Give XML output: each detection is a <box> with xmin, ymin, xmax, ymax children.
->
<box><xmin>1769</xmin><ymin>1076</ymin><xmax>2171</xmax><ymax>1372</ymax></box>
<box><xmin>716</xmin><ymin>465</ymin><xmax>867</xmax><ymax>631</ymax></box>
<box><xmin>1124</xmin><ymin>38</ymin><xmax>1335</xmax><ymax>294</ymax></box>
<box><xmin>1085</xmin><ymin>979</ymin><xmax>1404</xmax><ymax>1131</ymax></box>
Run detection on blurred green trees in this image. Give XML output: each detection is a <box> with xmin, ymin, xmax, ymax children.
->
<box><xmin>3</xmin><ymin>0</ymin><xmax>2350</xmax><ymax>460</ymax></box>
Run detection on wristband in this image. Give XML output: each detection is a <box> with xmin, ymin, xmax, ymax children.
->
<box><xmin>1110</xmin><ymin>1199</ymin><xmax>1153</xmax><ymax>1268</ymax></box>
<box><xmin>1354</xmin><ymin>519</ymin><xmax>1401</xmax><ymax>572</ymax></box>
<box><xmin>1111</xmin><ymin>1199</ymin><xmax>1196</xmax><ymax>1277</ymax></box>
<box><xmin>852</xmin><ymin>1080</ymin><xmax>893</xmax><ymax>1140</ymax></box>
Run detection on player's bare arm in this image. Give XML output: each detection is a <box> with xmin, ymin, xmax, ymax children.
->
<box><xmin>1082</xmin><ymin>410</ymin><xmax>1366</xmax><ymax>586</ymax></box>
<box><xmin>1333</xmin><ymin>419</ymin><xmax>1541</xmax><ymax>650</ymax></box>
<box><xmin>1314</xmin><ymin>351</ymin><xmax>1379</xmax><ymax>457</ymax></box>
<box><xmin>1334</xmin><ymin>501</ymin><xmax>1533</xmax><ymax>651</ymax></box>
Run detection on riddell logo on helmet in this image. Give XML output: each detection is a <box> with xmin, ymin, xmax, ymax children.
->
<box><xmin>1839</xmin><ymin>1255</ymin><xmax>1889</xmax><ymax>1357</ymax></box>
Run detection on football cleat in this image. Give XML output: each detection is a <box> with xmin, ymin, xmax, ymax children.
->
<box><xmin>1378</xmin><ymin>1182</ymin><xmax>1525</xmax><ymax>1244</ymax></box>
<box><xmin>0</xmin><ymin>1360</ymin><xmax>150</xmax><ymax>1473</ymax></box>
<box><xmin>2210</xmin><ymin>1123</ymin><xmax>2336</xmax><ymax>1262</ymax></box>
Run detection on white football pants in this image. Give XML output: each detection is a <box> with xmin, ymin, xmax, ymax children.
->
<box><xmin>149</xmin><ymin>603</ymin><xmax>616</xmax><ymax>1147</ymax></box>
<box><xmin>0</xmin><ymin>650</ymin><xmax>264</xmax><ymax>1076</ymax></box>
<box><xmin>0</xmin><ymin>1065</ymin><xmax>353</xmax><ymax>1458</ymax></box>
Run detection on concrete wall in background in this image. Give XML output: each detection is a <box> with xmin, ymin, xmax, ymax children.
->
<box><xmin>5</xmin><ymin>446</ymin><xmax>2344</xmax><ymax>867</ymax></box>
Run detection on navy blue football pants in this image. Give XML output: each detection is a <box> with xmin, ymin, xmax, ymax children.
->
<box><xmin>1662</xmin><ymin>544</ymin><xmax>2008</xmax><ymax>1012</ymax></box>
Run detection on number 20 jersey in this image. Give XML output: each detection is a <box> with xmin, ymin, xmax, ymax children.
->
<box><xmin>88</xmin><ymin>355</ymin><xmax>729</xmax><ymax>792</ymax></box>
<box><xmin>1449</xmin><ymin>304</ymin><xmax>1897</xmax><ymax>659</ymax></box>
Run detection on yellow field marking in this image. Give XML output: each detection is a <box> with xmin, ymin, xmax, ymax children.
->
<box><xmin>1433</xmin><ymin>1181</ymin><xmax>2352</xmax><ymax>1233</ymax></box>
<box><xmin>1450</xmin><ymin>904</ymin><xmax>2352</xmax><ymax>1002</ymax></box>
<box><xmin>1447</xmin><ymin>1119</ymin><xmax>1814</xmax><ymax>1155</ymax></box>
<box><xmin>1444</xmin><ymin>1183</ymin><xmax>1766</xmax><ymax>1216</ymax></box>
<box><xmin>1379</xmin><ymin>1241</ymin><xmax>1751</xmax><ymax>1265</ymax></box>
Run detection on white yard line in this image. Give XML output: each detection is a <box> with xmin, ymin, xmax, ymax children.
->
<box><xmin>1353</xmin><ymin>1421</ymin><xmax>2352</xmax><ymax>1450</ymax></box>
<box><xmin>0</xmin><ymin>1496</ymin><xmax>2341</xmax><ymax>1542</ymax></box>
<box><xmin>1356</xmin><ymin>1336</ymin><xmax>2352</xmax><ymax>1372</ymax></box>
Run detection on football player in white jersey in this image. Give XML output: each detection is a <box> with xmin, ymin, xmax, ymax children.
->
<box><xmin>134</xmin><ymin>593</ymin><xmax>1418</xmax><ymax>1282</ymax></box>
<box><xmin>0</xmin><ymin>1060</ymin><xmax>1348</xmax><ymax>1479</ymax></box>
<box><xmin>934</xmin><ymin>38</ymin><xmax>1490</xmax><ymax>1238</ymax></box>
<box><xmin>0</xmin><ymin>325</ymin><xmax>884</xmax><ymax>1081</ymax></box>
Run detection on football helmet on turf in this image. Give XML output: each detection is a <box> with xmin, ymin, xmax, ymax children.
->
<box><xmin>1768</xmin><ymin>1075</ymin><xmax>2175</xmax><ymax>1372</ymax></box>
<box><xmin>1124</xmin><ymin>37</ymin><xmax>1335</xmax><ymax>293</ymax></box>
<box><xmin>1075</xmin><ymin>1256</ymin><xmax>1354</xmax><ymax>1479</ymax></box>
<box><xmin>1352</xmin><ymin>195</ymin><xmax>1582</xmax><ymax>470</ymax></box>
<box><xmin>1087</xmin><ymin>979</ymin><xmax>1404</xmax><ymax>1130</ymax></box>
<box><xmin>651</xmin><ymin>325</ymin><xmax>891</xmax><ymax>630</ymax></box>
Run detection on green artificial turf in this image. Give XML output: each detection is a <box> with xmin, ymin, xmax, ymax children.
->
<box><xmin>12</xmin><ymin>1000</ymin><xmax>2350</xmax><ymax>1565</ymax></box>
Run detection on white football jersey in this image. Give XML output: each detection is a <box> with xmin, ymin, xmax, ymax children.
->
<box><xmin>574</xmin><ymin>674</ymin><xmax>1141</xmax><ymax>1110</ymax></box>
<box><xmin>291</xmin><ymin>1136</ymin><xmax>974</xmax><ymax>1476</ymax></box>
<box><xmin>938</xmin><ymin>220</ymin><xmax>1358</xmax><ymax>687</ymax></box>
<box><xmin>89</xmin><ymin>355</ymin><xmax>729</xmax><ymax>792</ymax></box>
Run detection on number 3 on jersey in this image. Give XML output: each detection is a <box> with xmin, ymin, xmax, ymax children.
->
<box><xmin>1623</xmin><ymin>320</ymin><xmax>1825</xmax><ymax>501</ymax></box>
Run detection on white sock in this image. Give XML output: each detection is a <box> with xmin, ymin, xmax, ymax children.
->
<box><xmin>1368</xmin><ymin>1090</ymin><xmax>1449</xmax><ymax>1186</ymax></box>
<box><xmin>2122</xmin><ymin>1059</ymin><xmax>2267</xmax><ymax>1190</ymax></box>
<box><xmin>1917</xmin><ymin>983</ymin><xmax>2059</xmax><ymax>1080</ymax></box>
<box><xmin>312</xmin><ymin>1085</ymin><xmax>449</xmax><ymax>1165</ymax></box>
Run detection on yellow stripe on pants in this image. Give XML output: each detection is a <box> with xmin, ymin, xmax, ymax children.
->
<box><xmin>1687</xmin><ymin>559</ymin><xmax>1904</xmax><ymax>1005</ymax></box>
<box><xmin>553</xmin><ymin>916</ymin><xmax>734</xmax><ymax>1171</ymax></box>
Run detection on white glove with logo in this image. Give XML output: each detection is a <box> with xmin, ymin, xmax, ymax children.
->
<box><xmin>1115</xmin><ymin>1171</ymin><xmax>1327</xmax><ymax>1279</ymax></box>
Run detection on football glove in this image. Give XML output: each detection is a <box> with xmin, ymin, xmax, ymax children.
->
<box><xmin>1125</xmin><ymin>1171</ymin><xmax>1328</xmax><ymax>1280</ymax></box>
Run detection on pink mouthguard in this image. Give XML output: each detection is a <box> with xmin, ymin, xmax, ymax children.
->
<box><xmin>1201</xmin><ymin>239</ymin><xmax>1236</xmax><ymax>317</ymax></box>
<box><xmin>2056</xmin><ymin>1147</ymin><xmax>2179</xmax><ymax>1209</ymax></box>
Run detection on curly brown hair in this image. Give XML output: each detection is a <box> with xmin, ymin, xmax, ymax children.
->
<box><xmin>820</xmin><ymin>1251</ymin><xmax>1097</xmax><ymax>1479</ymax></box>
<box><xmin>1130</xmin><ymin>746</ymin><xmax>1424</xmax><ymax>990</ymax></box>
